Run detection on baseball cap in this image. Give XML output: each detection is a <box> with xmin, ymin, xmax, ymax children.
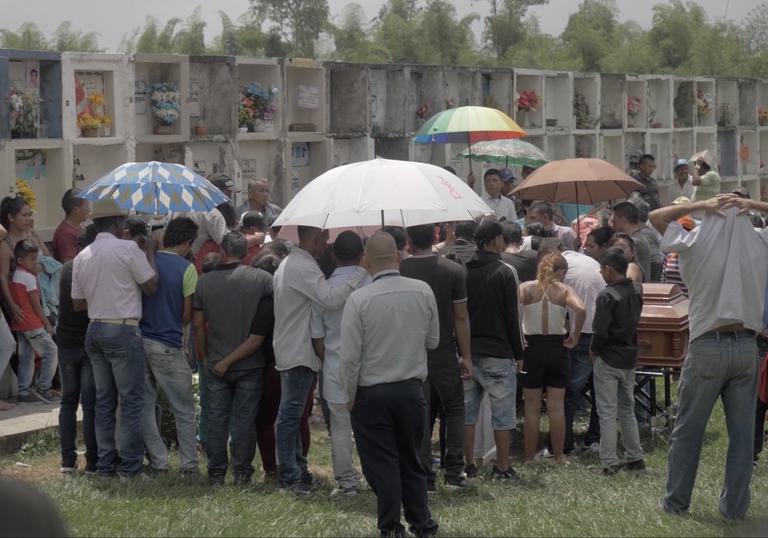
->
<box><xmin>333</xmin><ymin>230</ymin><xmax>364</xmax><ymax>261</ymax></box>
<box><xmin>209</xmin><ymin>174</ymin><xmax>236</xmax><ymax>192</ymax></box>
<box><xmin>732</xmin><ymin>186</ymin><xmax>751</xmax><ymax>199</ymax></box>
<box><xmin>674</xmin><ymin>159</ymin><xmax>689</xmax><ymax>170</ymax></box>
<box><xmin>499</xmin><ymin>168</ymin><xmax>516</xmax><ymax>183</ymax></box>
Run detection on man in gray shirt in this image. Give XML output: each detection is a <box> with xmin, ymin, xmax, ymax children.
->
<box><xmin>610</xmin><ymin>202</ymin><xmax>653</xmax><ymax>281</ymax></box>
<box><xmin>340</xmin><ymin>231</ymin><xmax>439</xmax><ymax>538</ymax></box>
<box><xmin>193</xmin><ymin>232</ymin><xmax>273</xmax><ymax>485</ymax></box>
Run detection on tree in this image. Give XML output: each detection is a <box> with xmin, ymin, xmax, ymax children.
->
<box><xmin>174</xmin><ymin>7</ymin><xmax>207</xmax><ymax>55</ymax></box>
<box><xmin>561</xmin><ymin>0</ymin><xmax>619</xmax><ymax>71</ymax></box>
<box><xmin>418</xmin><ymin>0</ymin><xmax>479</xmax><ymax>65</ymax></box>
<box><xmin>329</xmin><ymin>3</ymin><xmax>386</xmax><ymax>62</ymax></box>
<box><xmin>483</xmin><ymin>0</ymin><xmax>547</xmax><ymax>61</ymax></box>
<box><xmin>51</xmin><ymin>21</ymin><xmax>101</xmax><ymax>52</ymax></box>
<box><xmin>0</xmin><ymin>22</ymin><xmax>48</xmax><ymax>50</ymax></box>
<box><xmin>741</xmin><ymin>3</ymin><xmax>768</xmax><ymax>59</ymax></box>
<box><xmin>250</xmin><ymin>0</ymin><xmax>330</xmax><ymax>57</ymax></box>
<box><xmin>373</xmin><ymin>0</ymin><xmax>422</xmax><ymax>63</ymax></box>
<box><xmin>648</xmin><ymin>0</ymin><xmax>706</xmax><ymax>72</ymax></box>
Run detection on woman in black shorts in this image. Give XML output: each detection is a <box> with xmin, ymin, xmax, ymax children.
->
<box><xmin>519</xmin><ymin>252</ymin><xmax>586</xmax><ymax>464</ymax></box>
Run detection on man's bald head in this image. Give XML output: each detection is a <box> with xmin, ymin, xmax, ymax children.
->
<box><xmin>365</xmin><ymin>231</ymin><xmax>400</xmax><ymax>273</ymax></box>
<box><xmin>247</xmin><ymin>179</ymin><xmax>270</xmax><ymax>209</ymax></box>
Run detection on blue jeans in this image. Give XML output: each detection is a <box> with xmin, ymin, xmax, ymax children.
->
<box><xmin>57</xmin><ymin>346</ymin><xmax>97</xmax><ymax>469</ymax></box>
<box><xmin>276</xmin><ymin>366</ymin><xmax>317</xmax><ymax>486</ymax></box>
<box><xmin>464</xmin><ymin>356</ymin><xmax>517</xmax><ymax>430</ymax></box>
<box><xmin>565</xmin><ymin>334</ymin><xmax>600</xmax><ymax>451</ymax></box>
<box><xmin>142</xmin><ymin>339</ymin><xmax>198</xmax><ymax>472</ymax></box>
<box><xmin>86</xmin><ymin>322</ymin><xmax>146</xmax><ymax>477</ymax></box>
<box><xmin>17</xmin><ymin>328</ymin><xmax>58</xmax><ymax>395</ymax></box>
<box><xmin>206</xmin><ymin>366</ymin><xmax>262</xmax><ymax>483</ymax></box>
<box><xmin>663</xmin><ymin>332</ymin><xmax>759</xmax><ymax>519</ymax></box>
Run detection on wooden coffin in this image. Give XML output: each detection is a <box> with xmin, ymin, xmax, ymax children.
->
<box><xmin>637</xmin><ymin>283</ymin><xmax>689</xmax><ymax>368</ymax></box>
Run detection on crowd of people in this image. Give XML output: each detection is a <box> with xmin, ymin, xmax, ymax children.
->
<box><xmin>0</xmin><ymin>149</ymin><xmax>765</xmax><ymax>536</ymax></box>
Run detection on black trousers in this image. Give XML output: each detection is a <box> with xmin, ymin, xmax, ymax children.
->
<box><xmin>756</xmin><ymin>399</ymin><xmax>767</xmax><ymax>459</ymax></box>
<box><xmin>352</xmin><ymin>380</ymin><xmax>438</xmax><ymax>537</ymax></box>
<box><xmin>420</xmin><ymin>351</ymin><xmax>466</xmax><ymax>481</ymax></box>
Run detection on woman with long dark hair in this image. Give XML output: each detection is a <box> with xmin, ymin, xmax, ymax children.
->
<box><xmin>519</xmin><ymin>252</ymin><xmax>586</xmax><ymax>464</ymax></box>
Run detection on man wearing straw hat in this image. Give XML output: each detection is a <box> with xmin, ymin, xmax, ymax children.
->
<box><xmin>71</xmin><ymin>198</ymin><xmax>158</xmax><ymax>479</ymax></box>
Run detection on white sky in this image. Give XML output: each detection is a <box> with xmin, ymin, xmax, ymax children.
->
<box><xmin>0</xmin><ymin>0</ymin><xmax>760</xmax><ymax>51</ymax></box>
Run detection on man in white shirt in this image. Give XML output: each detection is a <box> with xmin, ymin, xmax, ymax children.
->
<box><xmin>71</xmin><ymin>198</ymin><xmax>157</xmax><ymax>479</ymax></box>
<box><xmin>482</xmin><ymin>169</ymin><xmax>517</xmax><ymax>222</ymax></box>
<box><xmin>340</xmin><ymin>231</ymin><xmax>439</xmax><ymax>538</ymax></box>
<box><xmin>310</xmin><ymin>232</ymin><xmax>370</xmax><ymax>497</ymax></box>
<box><xmin>651</xmin><ymin>195</ymin><xmax>768</xmax><ymax>520</ymax></box>
<box><xmin>273</xmin><ymin>225</ymin><xmax>368</xmax><ymax>495</ymax></box>
<box><xmin>666</xmin><ymin>159</ymin><xmax>695</xmax><ymax>205</ymax></box>
<box><xmin>528</xmin><ymin>202</ymin><xmax>577</xmax><ymax>251</ymax></box>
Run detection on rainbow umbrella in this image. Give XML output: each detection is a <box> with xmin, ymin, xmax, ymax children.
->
<box><xmin>413</xmin><ymin>106</ymin><xmax>526</xmax><ymax>171</ymax></box>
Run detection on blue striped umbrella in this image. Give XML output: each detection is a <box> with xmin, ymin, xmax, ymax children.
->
<box><xmin>77</xmin><ymin>161</ymin><xmax>229</xmax><ymax>215</ymax></box>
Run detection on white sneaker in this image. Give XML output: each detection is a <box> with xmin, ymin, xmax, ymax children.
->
<box><xmin>534</xmin><ymin>448</ymin><xmax>553</xmax><ymax>461</ymax></box>
<box><xmin>60</xmin><ymin>466</ymin><xmax>77</xmax><ymax>475</ymax></box>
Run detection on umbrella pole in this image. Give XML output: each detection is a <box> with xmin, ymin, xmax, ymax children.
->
<box><xmin>381</xmin><ymin>209</ymin><xmax>385</xmax><ymax>229</ymax></box>
<box><xmin>576</xmin><ymin>182</ymin><xmax>580</xmax><ymax>250</ymax></box>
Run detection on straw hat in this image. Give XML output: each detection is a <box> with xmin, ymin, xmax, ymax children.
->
<box><xmin>90</xmin><ymin>198</ymin><xmax>127</xmax><ymax>220</ymax></box>
<box><xmin>690</xmin><ymin>149</ymin><xmax>716</xmax><ymax>169</ymax></box>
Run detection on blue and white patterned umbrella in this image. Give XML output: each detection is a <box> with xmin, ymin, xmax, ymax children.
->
<box><xmin>77</xmin><ymin>161</ymin><xmax>229</xmax><ymax>215</ymax></box>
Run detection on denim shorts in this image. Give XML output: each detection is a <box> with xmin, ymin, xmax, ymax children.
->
<box><xmin>463</xmin><ymin>356</ymin><xmax>517</xmax><ymax>430</ymax></box>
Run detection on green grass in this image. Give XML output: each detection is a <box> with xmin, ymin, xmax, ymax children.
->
<box><xmin>2</xmin><ymin>401</ymin><xmax>767</xmax><ymax>537</ymax></box>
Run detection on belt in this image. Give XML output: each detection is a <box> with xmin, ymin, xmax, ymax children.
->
<box><xmin>92</xmin><ymin>318</ymin><xmax>140</xmax><ymax>326</ymax></box>
<box><xmin>704</xmin><ymin>327</ymin><xmax>754</xmax><ymax>340</ymax></box>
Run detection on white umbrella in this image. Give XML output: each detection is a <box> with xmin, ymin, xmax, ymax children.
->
<box><xmin>272</xmin><ymin>157</ymin><xmax>493</xmax><ymax>230</ymax></box>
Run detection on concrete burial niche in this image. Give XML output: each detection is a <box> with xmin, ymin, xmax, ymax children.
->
<box><xmin>600</xmin><ymin>73</ymin><xmax>626</xmax><ymax>130</ymax></box>
<box><xmin>718</xmin><ymin>130</ymin><xmax>738</xmax><ymax>180</ymax></box>
<box><xmin>574</xmin><ymin>133</ymin><xmax>597</xmax><ymax>158</ymax></box>
<box><xmin>738</xmin><ymin>78</ymin><xmax>758</xmax><ymax>127</ymax></box>
<box><xmin>236</xmin><ymin>57</ymin><xmax>282</xmax><ymax>139</ymax></box>
<box><xmin>672</xmin><ymin>130</ymin><xmax>694</xmax><ymax>165</ymax></box>
<box><xmin>72</xmin><ymin>142</ymin><xmax>129</xmax><ymax>190</ymax></box>
<box><xmin>544</xmin><ymin>72</ymin><xmax>573</xmax><ymax>130</ymax></box>
<box><xmin>740</xmin><ymin>129</ymin><xmax>759</xmax><ymax>176</ymax></box>
<box><xmin>328</xmin><ymin>63</ymin><xmax>369</xmax><ymax>134</ymax></box>
<box><xmin>61</xmin><ymin>52</ymin><xmax>130</xmax><ymax>143</ymax></box>
<box><xmin>626</xmin><ymin>76</ymin><xmax>646</xmax><ymax>130</ymax></box>
<box><xmin>133</xmin><ymin>53</ymin><xmax>190</xmax><ymax>142</ymax></box>
<box><xmin>600</xmin><ymin>133</ymin><xmax>624</xmax><ymax>170</ymax></box>
<box><xmin>649</xmin><ymin>132</ymin><xmax>673</xmax><ymax>180</ymax></box>
<box><xmin>444</xmin><ymin>68</ymin><xmax>479</xmax><ymax>109</ymax></box>
<box><xmin>694</xmin><ymin>130</ymin><xmax>716</xmax><ymax>162</ymax></box>
<box><xmin>514</xmin><ymin>69</ymin><xmax>544</xmax><ymax>131</ymax></box>
<box><xmin>573</xmin><ymin>73</ymin><xmax>600</xmax><ymax>131</ymax></box>
<box><xmin>716</xmin><ymin>78</ymin><xmax>738</xmax><ymax>128</ymax></box>
<box><xmin>189</xmin><ymin>55</ymin><xmax>236</xmax><ymax>138</ymax></box>
<box><xmin>406</xmin><ymin>66</ymin><xmax>445</xmax><ymax>134</ymax></box>
<box><xmin>694</xmin><ymin>78</ymin><xmax>716</xmax><ymax>128</ymax></box>
<box><xmin>332</xmin><ymin>136</ymin><xmax>374</xmax><ymax>167</ymax></box>
<box><xmin>284</xmin><ymin>137</ymin><xmax>331</xmax><ymax>201</ymax></box>
<box><xmin>134</xmin><ymin>142</ymin><xmax>187</xmax><ymax>165</ymax></box>
<box><xmin>368</xmin><ymin>66</ymin><xmax>408</xmax><ymax>136</ymax></box>
<box><xmin>645</xmin><ymin>76</ymin><xmax>672</xmax><ymax>129</ymax></box>
<box><xmin>759</xmin><ymin>81</ymin><xmax>768</xmax><ymax>127</ymax></box>
<box><xmin>236</xmin><ymin>138</ymin><xmax>284</xmax><ymax>206</ymax></box>
<box><xmin>673</xmin><ymin>77</ymin><xmax>694</xmax><ymax>128</ymax></box>
<box><xmin>0</xmin><ymin>49</ymin><xmax>62</xmax><ymax>140</ymax></box>
<box><xmin>625</xmin><ymin>131</ymin><xmax>646</xmax><ymax>165</ymax></box>
<box><xmin>374</xmin><ymin>137</ymin><xmax>411</xmax><ymax>161</ymax></box>
<box><xmin>480</xmin><ymin>70</ymin><xmax>514</xmax><ymax>116</ymax></box>
<box><xmin>546</xmin><ymin>134</ymin><xmax>573</xmax><ymax>161</ymax></box>
<box><xmin>761</xmin><ymin>131</ymin><xmax>768</xmax><ymax>181</ymax></box>
<box><xmin>284</xmin><ymin>58</ymin><xmax>326</xmax><ymax>134</ymax></box>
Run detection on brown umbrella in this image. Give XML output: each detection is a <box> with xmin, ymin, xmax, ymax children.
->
<box><xmin>510</xmin><ymin>158</ymin><xmax>643</xmax><ymax>204</ymax></box>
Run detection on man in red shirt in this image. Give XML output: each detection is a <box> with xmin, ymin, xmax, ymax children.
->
<box><xmin>52</xmin><ymin>189</ymin><xmax>91</xmax><ymax>263</ymax></box>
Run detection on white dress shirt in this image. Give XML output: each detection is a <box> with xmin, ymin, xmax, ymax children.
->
<box><xmin>666</xmin><ymin>176</ymin><xmax>696</xmax><ymax>205</ymax></box>
<box><xmin>339</xmin><ymin>270</ymin><xmax>440</xmax><ymax>403</ymax></box>
<box><xmin>661</xmin><ymin>209</ymin><xmax>768</xmax><ymax>340</ymax></box>
<box><xmin>273</xmin><ymin>247</ymin><xmax>367</xmax><ymax>372</ymax></box>
<box><xmin>310</xmin><ymin>266</ymin><xmax>372</xmax><ymax>404</ymax></box>
<box><xmin>71</xmin><ymin>233</ymin><xmax>155</xmax><ymax>320</ymax></box>
<box><xmin>562</xmin><ymin>250</ymin><xmax>606</xmax><ymax>334</ymax></box>
<box><xmin>482</xmin><ymin>194</ymin><xmax>517</xmax><ymax>222</ymax></box>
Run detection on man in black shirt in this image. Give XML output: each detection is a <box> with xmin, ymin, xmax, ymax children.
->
<box><xmin>57</xmin><ymin>225</ymin><xmax>98</xmax><ymax>475</ymax></box>
<box><xmin>401</xmin><ymin>224</ymin><xmax>472</xmax><ymax>489</ymax></box>
<box><xmin>464</xmin><ymin>220</ymin><xmax>525</xmax><ymax>480</ymax></box>
<box><xmin>589</xmin><ymin>247</ymin><xmax>645</xmax><ymax>475</ymax></box>
<box><xmin>500</xmin><ymin>222</ymin><xmax>538</xmax><ymax>283</ymax></box>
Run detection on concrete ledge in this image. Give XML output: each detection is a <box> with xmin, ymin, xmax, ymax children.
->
<box><xmin>0</xmin><ymin>403</ymin><xmax>79</xmax><ymax>455</ymax></box>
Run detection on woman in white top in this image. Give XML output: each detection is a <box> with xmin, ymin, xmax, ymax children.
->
<box><xmin>519</xmin><ymin>252</ymin><xmax>586</xmax><ymax>464</ymax></box>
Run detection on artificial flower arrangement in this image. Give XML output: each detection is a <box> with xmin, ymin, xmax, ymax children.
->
<box><xmin>759</xmin><ymin>107</ymin><xmax>768</xmax><ymax>126</ymax></box>
<box><xmin>239</xmin><ymin>83</ymin><xmax>279</xmax><ymax>132</ymax></box>
<box><xmin>7</xmin><ymin>87</ymin><xmax>42</xmax><ymax>138</ymax></box>
<box><xmin>627</xmin><ymin>96</ymin><xmax>641</xmax><ymax>118</ymax></box>
<box><xmin>415</xmin><ymin>102</ymin><xmax>430</xmax><ymax>120</ymax></box>
<box><xmin>517</xmin><ymin>90</ymin><xmax>539</xmax><ymax>112</ymax></box>
<box><xmin>696</xmin><ymin>89</ymin><xmax>712</xmax><ymax>121</ymax></box>
<box><xmin>77</xmin><ymin>92</ymin><xmax>112</xmax><ymax>136</ymax></box>
<box><xmin>149</xmin><ymin>82</ymin><xmax>181</xmax><ymax>130</ymax></box>
<box><xmin>15</xmin><ymin>179</ymin><xmax>36</xmax><ymax>211</ymax></box>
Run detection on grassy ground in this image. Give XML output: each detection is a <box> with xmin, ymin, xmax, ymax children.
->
<box><xmin>0</xmin><ymin>401</ymin><xmax>766</xmax><ymax>537</ymax></box>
